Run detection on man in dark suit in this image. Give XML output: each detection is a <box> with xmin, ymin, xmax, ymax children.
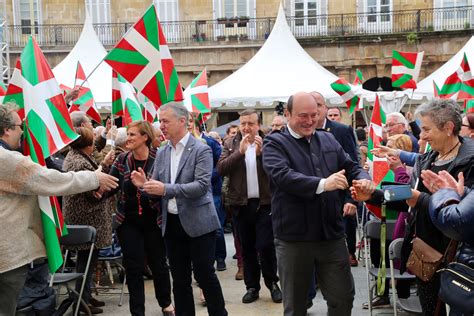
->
<box><xmin>311</xmin><ymin>92</ymin><xmax>360</xmax><ymax>267</ymax></box>
<box><xmin>132</xmin><ymin>102</ymin><xmax>227</xmax><ymax>316</ymax></box>
<box><xmin>262</xmin><ymin>92</ymin><xmax>371</xmax><ymax>316</ymax></box>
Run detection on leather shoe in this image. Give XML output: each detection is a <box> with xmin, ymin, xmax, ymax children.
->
<box><xmin>242</xmin><ymin>288</ymin><xmax>259</xmax><ymax>303</ymax></box>
<box><xmin>216</xmin><ymin>258</ymin><xmax>227</xmax><ymax>271</ymax></box>
<box><xmin>270</xmin><ymin>282</ymin><xmax>282</xmax><ymax>303</ymax></box>
<box><xmin>89</xmin><ymin>297</ymin><xmax>105</xmax><ymax>307</ymax></box>
<box><xmin>235</xmin><ymin>267</ymin><xmax>244</xmax><ymax>280</ymax></box>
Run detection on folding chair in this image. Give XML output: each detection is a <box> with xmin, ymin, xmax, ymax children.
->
<box><xmin>364</xmin><ymin>219</ymin><xmax>398</xmax><ymax>315</ymax></box>
<box><xmin>96</xmin><ymin>253</ymin><xmax>127</xmax><ymax>306</ymax></box>
<box><xmin>389</xmin><ymin>238</ymin><xmax>422</xmax><ymax>315</ymax></box>
<box><xmin>49</xmin><ymin>225</ymin><xmax>97</xmax><ymax>316</ymax></box>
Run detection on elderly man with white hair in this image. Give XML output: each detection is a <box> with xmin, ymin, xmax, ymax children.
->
<box><xmin>385</xmin><ymin>112</ymin><xmax>419</xmax><ymax>152</ymax></box>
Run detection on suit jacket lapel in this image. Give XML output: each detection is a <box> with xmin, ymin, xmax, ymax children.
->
<box><xmin>175</xmin><ymin>136</ymin><xmax>195</xmax><ymax>181</ymax></box>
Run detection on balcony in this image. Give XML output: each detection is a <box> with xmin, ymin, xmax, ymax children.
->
<box><xmin>5</xmin><ymin>6</ymin><xmax>474</xmax><ymax>49</ymax></box>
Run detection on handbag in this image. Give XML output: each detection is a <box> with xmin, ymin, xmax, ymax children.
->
<box><xmin>438</xmin><ymin>262</ymin><xmax>474</xmax><ymax>313</ymax></box>
<box><xmin>406</xmin><ymin>237</ymin><xmax>443</xmax><ymax>282</ymax></box>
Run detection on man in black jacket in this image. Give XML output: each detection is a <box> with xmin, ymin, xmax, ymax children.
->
<box><xmin>262</xmin><ymin>92</ymin><xmax>371</xmax><ymax>316</ymax></box>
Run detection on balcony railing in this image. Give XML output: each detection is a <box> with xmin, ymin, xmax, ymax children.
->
<box><xmin>6</xmin><ymin>6</ymin><xmax>474</xmax><ymax>48</ymax></box>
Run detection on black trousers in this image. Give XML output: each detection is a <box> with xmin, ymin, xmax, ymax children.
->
<box><xmin>165</xmin><ymin>213</ymin><xmax>227</xmax><ymax>316</ymax></box>
<box><xmin>75</xmin><ymin>248</ymin><xmax>99</xmax><ymax>304</ymax></box>
<box><xmin>344</xmin><ymin>215</ymin><xmax>357</xmax><ymax>255</ymax></box>
<box><xmin>117</xmin><ymin>220</ymin><xmax>172</xmax><ymax>316</ymax></box>
<box><xmin>234</xmin><ymin>199</ymin><xmax>279</xmax><ymax>291</ymax></box>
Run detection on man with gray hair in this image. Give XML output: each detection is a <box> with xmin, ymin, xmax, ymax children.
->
<box><xmin>0</xmin><ymin>102</ymin><xmax>118</xmax><ymax>315</ymax></box>
<box><xmin>385</xmin><ymin>112</ymin><xmax>419</xmax><ymax>152</ymax></box>
<box><xmin>271</xmin><ymin>115</ymin><xmax>287</xmax><ymax>131</ymax></box>
<box><xmin>131</xmin><ymin>102</ymin><xmax>227</xmax><ymax>315</ymax></box>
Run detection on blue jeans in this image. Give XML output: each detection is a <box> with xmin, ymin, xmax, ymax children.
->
<box><xmin>214</xmin><ymin>195</ymin><xmax>227</xmax><ymax>261</ymax></box>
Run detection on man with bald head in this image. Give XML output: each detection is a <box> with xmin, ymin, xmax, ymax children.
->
<box><xmin>262</xmin><ymin>92</ymin><xmax>371</xmax><ymax>316</ymax></box>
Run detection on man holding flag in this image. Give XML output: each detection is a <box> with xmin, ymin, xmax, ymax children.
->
<box><xmin>0</xmin><ymin>102</ymin><xmax>118</xmax><ymax>315</ymax></box>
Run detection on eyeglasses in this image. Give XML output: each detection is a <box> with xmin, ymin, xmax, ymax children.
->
<box><xmin>385</xmin><ymin>122</ymin><xmax>404</xmax><ymax>128</ymax></box>
<box><xmin>462</xmin><ymin>124</ymin><xmax>471</xmax><ymax>128</ymax></box>
<box><xmin>11</xmin><ymin>124</ymin><xmax>23</xmax><ymax>131</ymax></box>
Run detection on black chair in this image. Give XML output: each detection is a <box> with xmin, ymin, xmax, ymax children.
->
<box><xmin>364</xmin><ymin>219</ymin><xmax>400</xmax><ymax>314</ymax></box>
<box><xmin>49</xmin><ymin>225</ymin><xmax>97</xmax><ymax>316</ymax></box>
<box><xmin>389</xmin><ymin>238</ymin><xmax>422</xmax><ymax>315</ymax></box>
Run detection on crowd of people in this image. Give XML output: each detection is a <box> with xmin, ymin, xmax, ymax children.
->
<box><xmin>1</xmin><ymin>93</ymin><xmax>474</xmax><ymax>316</ymax></box>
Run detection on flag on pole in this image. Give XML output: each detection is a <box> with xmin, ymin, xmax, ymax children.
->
<box><xmin>391</xmin><ymin>50</ymin><xmax>424</xmax><ymax>89</ymax></box>
<box><xmin>104</xmin><ymin>4</ymin><xmax>183</xmax><ymax>108</ymax></box>
<box><xmin>183</xmin><ymin>69</ymin><xmax>211</xmax><ymax>123</ymax></box>
<box><xmin>353</xmin><ymin>69</ymin><xmax>364</xmax><ymax>86</ymax></box>
<box><xmin>330</xmin><ymin>78</ymin><xmax>361</xmax><ymax>115</ymax></box>
<box><xmin>457</xmin><ymin>53</ymin><xmax>474</xmax><ymax>100</ymax></box>
<box><xmin>112</xmin><ymin>70</ymin><xmax>143</xmax><ymax>126</ymax></box>
<box><xmin>437</xmin><ymin>71</ymin><xmax>461</xmax><ymax>99</ymax></box>
<box><xmin>3</xmin><ymin>36</ymin><xmax>78</xmax><ymax>273</ymax></box>
<box><xmin>366</xmin><ymin>95</ymin><xmax>396</xmax><ymax>220</ymax></box>
<box><xmin>66</xmin><ymin>61</ymin><xmax>102</xmax><ymax>124</ymax></box>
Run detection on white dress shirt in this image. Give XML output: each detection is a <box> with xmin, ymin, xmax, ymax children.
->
<box><xmin>245</xmin><ymin>143</ymin><xmax>260</xmax><ymax>199</ymax></box>
<box><xmin>286</xmin><ymin>124</ymin><xmax>326</xmax><ymax>194</ymax></box>
<box><xmin>167</xmin><ymin>132</ymin><xmax>191</xmax><ymax>214</ymax></box>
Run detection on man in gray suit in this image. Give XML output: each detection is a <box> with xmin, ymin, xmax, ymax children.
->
<box><xmin>131</xmin><ymin>102</ymin><xmax>227</xmax><ymax>316</ymax></box>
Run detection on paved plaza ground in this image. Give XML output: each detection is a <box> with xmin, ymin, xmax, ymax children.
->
<box><xmin>75</xmin><ymin>234</ymin><xmax>415</xmax><ymax>316</ymax></box>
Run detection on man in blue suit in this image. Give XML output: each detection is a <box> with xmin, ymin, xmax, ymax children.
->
<box><xmin>132</xmin><ymin>102</ymin><xmax>227</xmax><ymax>316</ymax></box>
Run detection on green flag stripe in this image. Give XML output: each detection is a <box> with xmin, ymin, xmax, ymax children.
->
<box><xmin>27</xmin><ymin>111</ymin><xmax>53</xmax><ymax>157</ymax></box>
<box><xmin>348</xmin><ymin>98</ymin><xmax>358</xmax><ymax>115</ymax></box>
<box><xmin>125</xmin><ymin>99</ymin><xmax>143</xmax><ymax>121</ymax></box>
<box><xmin>112</xmin><ymin>98</ymin><xmax>123</xmax><ymax>115</ymax></box>
<box><xmin>46</xmin><ymin>99</ymin><xmax>77</xmax><ymax>141</ymax></box>
<box><xmin>21</xmin><ymin>38</ymin><xmax>40</xmax><ymax>86</ymax></box>
<box><xmin>143</xmin><ymin>6</ymin><xmax>159</xmax><ymax>49</ymax></box>
<box><xmin>393</xmin><ymin>51</ymin><xmax>415</xmax><ymax>69</ymax></box>
<box><xmin>191</xmin><ymin>96</ymin><xmax>210</xmax><ymax>113</ymax></box>
<box><xmin>166</xmin><ymin>71</ymin><xmax>181</xmax><ymax>101</ymax></box>
<box><xmin>461</xmin><ymin>83</ymin><xmax>474</xmax><ymax>95</ymax></box>
<box><xmin>41</xmin><ymin>212</ymin><xmax>63</xmax><ymax>273</ymax></box>
<box><xmin>3</xmin><ymin>92</ymin><xmax>24</xmax><ymax>108</ymax></box>
<box><xmin>74</xmin><ymin>91</ymin><xmax>93</xmax><ymax>105</ymax></box>
<box><xmin>154</xmin><ymin>72</ymin><xmax>168</xmax><ymax>104</ymax></box>
<box><xmin>106</xmin><ymin>48</ymin><xmax>149</xmax><ymax>66</ymax></box>
<box><xmin>331</xmin><ymin>82</ymin><xmax>351</xmax><ymax>93</ymax></box>
<box><xmin>393</xmin><ymin>74</ymin><xmax>413</xmax><ymax>87</ymax></box>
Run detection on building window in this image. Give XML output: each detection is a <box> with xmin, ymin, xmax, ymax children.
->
<box><xmin>434</xmin><ymin>0</ymin><xmax>470</xmax><ymax>30</ymax></box>
<box><xmin>222</xmin><ymin>0</ymin><xmax>247</xmax><ymax>18</ymax></box>
<box><xmin>13</xmin><ymin>0</ymin><xmax>41</xmax><ymax>35</ymax></box>
<box><xmin>367</xmin><ymin>0</ymin><xmax>391</xmax><ymax>23</ymax></box>
<box><xmin>85</xmin><ymin>0</ymin><xmax>111</xmax><ymax>24</ymax></box>
<box><xmin>154</xmin><ymin>0</ymin><xmax>179</xmax><ymax>22</ymax></box>
<box><xmin>294</xmin><ymin>0</ymin><xmax>318</xmax><ymax>26</ymax></box>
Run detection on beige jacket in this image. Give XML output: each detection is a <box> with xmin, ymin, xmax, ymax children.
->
<box><xmin>0</xmin><ymin>147</ymin><xmax>99</xmax><ymax>273</ymax></box>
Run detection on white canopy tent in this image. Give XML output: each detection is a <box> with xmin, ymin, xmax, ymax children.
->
<box><xmin>415</xmin><ymin>36</ymin><xmax>474</xmax><ymax>100</ymax></box>
<box><xmin>52</xmin><ymin>12</ymin><xmax>112</xmax><ymax>109</ymax></box>
<box><xmin>208</xmin><ymin>5</ymin><xmax>342</xmax><ymax>107</ymax></box>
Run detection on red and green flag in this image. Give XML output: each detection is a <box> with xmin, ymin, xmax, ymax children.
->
<box><xmin>104</xmin><ymin>4</ymin><xmax>183</xmax><ymax>108</ymax></box>
<box><xmin>137</xmin><ymin>92</ymin><xmax>158</xmax><ymax>123</ymax></box>
<box><xmin>437</xmin><ymin>71</ymin><xmax>461</xmax><ymax>99</ymax></box>
<box><xmin>391</xmin><ymin>50</ymin><xmax>424</xmax><ymax>89</ymax></box>
<box><xmin>463</xmin><ymin>99</ymin><xmax>474</xmax><ymax>113</ymax></box>
<box><xmin>62</xmin><ymin>61</ymin><xmax>102</xmax><ymax>124</ymax></box>
<box><xmin>366</xmin><ymin>95</ymin><xmax>396</xmax><ymax>220</ymax></box>
<box><xmin>330</xmin><ymin>77</ymin><xmax>361</xmax><ymax>115</ymax></box>
<box><xmin>4</xmin><ymin>36</ymin><xmax>78</xmax><ymax>273</ymax></box>
<box><xmin>183</xmin><ymin>69</ymin><xmax>211</xmax><ymax>123</ymax></box>
<box><xmin>112</xmin><ymin>70</ymin><xmax>143</xmax><ymax>126</ymax></box>
<box><xmin>457</xmin><ymin>53</ymin><xmax>474</xmax><ymax>100</ymax></box>
<box><xmin>353</xmin><ymin>68</ymin><xmax>364</xmax><ymax>86</ymax></box>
